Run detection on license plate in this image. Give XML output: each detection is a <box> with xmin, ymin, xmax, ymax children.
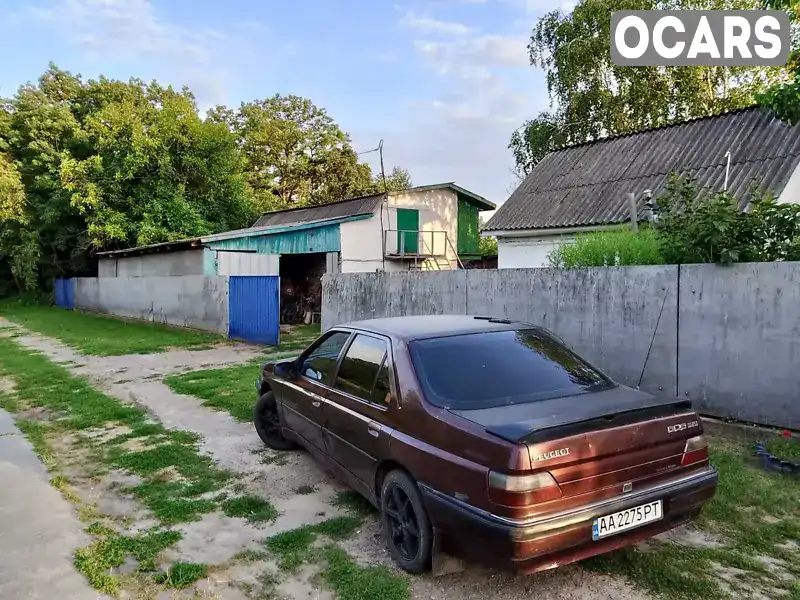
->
<box><xmin>592</xmin><ymin>500</ymin><xmax>662</xmax><ymax>540</ymax></box>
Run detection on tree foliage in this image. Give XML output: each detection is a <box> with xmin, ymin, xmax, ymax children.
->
<box><xmin>0</xmin><ymin>66</ymin><xmax>411</xmax><ymax>295</ymax></box>
<box><xmin>657</xmin><ymin>175</ymin><xmax>800</xmax><ymax>264</ymax></box>
<box><xmin>478</xmin><ymin>217</ymin><xmax>498</xmax><ymax>256</ymax></box>
<box><xmin>511</xmin><ymin>0</ymin><xmax>784</xmax><ymax>176</ymax></box>
<box><xmin>756</xmin><ymin>0</ymin><xmax>800</xmax><ymax>123</ymax></box>
<box><xmin>209</xmin><ymin>96</ymin><xmax>409</xmax><ymax>211</ymax></box>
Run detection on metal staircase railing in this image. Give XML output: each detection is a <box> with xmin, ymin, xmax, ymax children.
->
<box><xmin>383</xmin><ymin>229</ymin><xmax>462</xmax><ymax>270</ymax></box>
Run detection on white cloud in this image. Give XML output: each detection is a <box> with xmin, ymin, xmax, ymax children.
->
<box><xmin>17</xmin><ymin>0</ymin><xmax>253</xmax><ymax>111</ymax></box>
<box><xmin>400</xmin><ymin>11</ymin><xmax>473</xmax><ymax>36</ymax></box>
<box><xmin>383</xmin><ymin>0</ymin><xmax>553</xmax><ymax>203</ymax></box>
<box><xmin>414</xmin><ymin>34</ymin><xmax>529</xmax><ymax>76</ymax></box>
<box><xmin>25</xmin><ymin>0</ymin><xmax>224</xmax><ymax>63</ymax></box>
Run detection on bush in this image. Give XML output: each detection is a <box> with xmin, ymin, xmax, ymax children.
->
<box><xmin>657</xmin><ymin>174</ymin><xmax>800</xmax><ymax>265</ymax></box>
<box><xmin>548</xmin><ymin>229</ymin><xmax>663</xmax><ymax>268</ymax></box>
<box><xmin>549</xmin><ymin>173</ymin><xmax>800</xmax><ymax>268</ymax></box>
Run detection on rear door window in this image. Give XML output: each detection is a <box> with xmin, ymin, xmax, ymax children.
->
<box><xmin>333</xmin><ymin>334</ymin><xmax>392</xmax><ymax>405</ymax></box>
<box><xmin>409</xmin><ymin>329</ymin><xmax>613</xmax><ymax>409</ymax></box>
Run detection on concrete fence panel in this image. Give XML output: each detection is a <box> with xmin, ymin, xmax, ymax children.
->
<box><xmin>74</xmin><ymin>276</ymin><xmax>230</xmax><ymax>334</ymax></box>
<box><xmin>678</xmin><ymin>263</ymin><xmax>800</xmax><ymax>429</ymax></box>
<box><xmin>321</xmin><ymin>263</ymin><xmax>800</xmax><ymax>429</ymax></box>
<box><xmin>322</xmin><ymin>270</ymin><xmax>467</xmax><ymax>327</ymax></box>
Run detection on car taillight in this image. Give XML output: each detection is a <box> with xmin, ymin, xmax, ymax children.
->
<box><xmin>681</xmin><ymin>435</ymin><xmax>709</xmax><ymax>466</ymax></box>
<box><xmin>488</xmin><ymin>470</ymin><xmax>562</xmax><ymax>505</ymax></box>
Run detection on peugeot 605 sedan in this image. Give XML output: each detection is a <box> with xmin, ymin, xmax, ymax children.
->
<box><xmin>253</xmin><ymin>315</ymin><xmax>718</xmax><ymax>574</ymax></box>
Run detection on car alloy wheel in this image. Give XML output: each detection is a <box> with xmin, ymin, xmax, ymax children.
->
<box><xmin>380</xmin><ymin>470</ymin><xmax>432</xmax><ymax>573</ymax></box>
<box><xmin>253</xmin><ymin>391</ymin><xmax>297</xmax><ymax>451</ymax></box>
<box><xmin>384</xmin><ymin>483</ymin><xmax>421</xmax><ymax>560</ymax></box>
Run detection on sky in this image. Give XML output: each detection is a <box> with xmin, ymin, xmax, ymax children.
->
<box><xmin>0</xmin><ymin>0</ymin><xmax>572</xmax><ymax>208</ymax></box>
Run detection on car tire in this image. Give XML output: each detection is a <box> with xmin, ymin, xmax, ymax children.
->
<box><xmin>253</xmin><ymin>391</ymin><xmax>297</xmax><ymax>451</ymax></box>
<box><xmin>380</xmin><ymin>469</ymin><xmax>433</xmax><ymax>574</ymax></box>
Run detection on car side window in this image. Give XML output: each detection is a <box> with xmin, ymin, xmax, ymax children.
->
<box><xmin>300</xmin><ymin>331</ymin><xmax>351</xmax><ymax>383</ymax></box>
<box><xmin>334</xmin><ymin>334</ymin><xmax>392</xmax><ymax>405</ymax></box>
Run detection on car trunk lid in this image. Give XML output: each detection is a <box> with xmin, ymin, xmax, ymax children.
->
<box><xmin>451</xmin><ymin>386</ymin><xmax>702</xmax><ymax>499</ymax></box>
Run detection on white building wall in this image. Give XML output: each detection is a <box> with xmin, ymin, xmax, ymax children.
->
<box><xmin>338</xmin><ymin>189</ymin><xmax>461</xmax><ymax>273</ymax></box>
<box><xmin>387</xmin><ymin>188</ymin><xmax>459</xmax><ymax>268</ymax></box>
<box><xmin>214</xmin><ymin>251</ymin><xmax>280</xmax><ymax>275</ymax></box>
<box><xmin>777</xmin><ymin>163</ymin><xmax>800</xmax><ymax>204</ymax></box>
<box><xmin>497</xmin><ymin>235</ymin><xmax>575</xmax><ymax>268</ymax></box>
<box><xmin>339</xmin><ymin>214</ymin><xmax>393</xmax><ymax>273</ymax></box>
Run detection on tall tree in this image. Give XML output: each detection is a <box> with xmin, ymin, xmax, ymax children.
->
<box><xmin>213</xmin><ymin>95</ymin><xmax>410</xmax><ymax>210</ymax></box>
<box><xmin>511</xmin><ymin>0</ymin><xmax>785</xmax><ymax>176</ymax></box>
<box><xmin>375</xmin><ymin>166</ymin><xmax>413</xmax><ymax>192</ymax></box>
<box><xmin>0</xmin><ymin>65</ymin><xmax>255</xmax><ymax>293</ymax></box>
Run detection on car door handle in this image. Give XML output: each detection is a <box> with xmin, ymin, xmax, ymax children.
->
<box><xmin>368</xmin><ymin>422</ymin><xmax>381</xmax><ymax>438</ymax></box>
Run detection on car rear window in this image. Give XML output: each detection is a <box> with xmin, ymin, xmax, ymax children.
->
<box><xmin>408</xmin><ymin>329</ymin><xmax>614</xmax><ymax>409</ymax></box>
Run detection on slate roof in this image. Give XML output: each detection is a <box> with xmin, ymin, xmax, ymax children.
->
<box><xmin>484</xmin><ymin>107</ymin><xmax>800</xmax><ymax>233</ymax></box>
<box><xmin>252</xmin><ymin>193</ymin><xmax>385</xmax><ymax>228</ymax></box>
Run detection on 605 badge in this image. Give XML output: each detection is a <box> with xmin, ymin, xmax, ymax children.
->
<box><xmin>667</xmin><ymin>420</ymin><xmax>699</xmax><ymax>434</ymax></box>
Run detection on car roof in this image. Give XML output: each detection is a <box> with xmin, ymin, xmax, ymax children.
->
<box><xmin>337</xmin><ymin>315</ymin><xmax>535</xmax><ymax>342</ymax></box>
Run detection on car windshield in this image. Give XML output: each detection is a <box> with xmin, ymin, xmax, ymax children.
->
<box><xmin>408</xmin><ymin>329</ymin><xmax>614</xmax><ymax>410</ymax></box>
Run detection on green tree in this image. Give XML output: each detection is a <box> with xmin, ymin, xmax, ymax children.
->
<box><xmin>478</xmin><ymin>217</ymin><xmax>498</xmax><ymax>256</ymax></box>
<box><xmin>0</xmin><ymin>65</ymin><xmax>254</xmax><ymax>293</ymax></box>
<box><xmin>511</xmin><ymin>0</ymin><xmax>783</xmax><ymax>176</ymax></box>
<box><xmin>756</xmin><ymin>0</ymin><xmax>800</xmax><ymax>123</ymax></box>
<box><xmin>375</xmin><ymin>166</ymin><xmax>412</xmax><ymax>193</ymax></box>
<box><xmin>215</xmin><ymin>95</ymin><xmax>410</xmax><ymax>209</ymax></box>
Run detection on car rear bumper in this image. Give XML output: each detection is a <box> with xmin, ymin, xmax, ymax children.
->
<box><xmin>420</xmin><ymin>466</ymin><xmax>718</xmax><ymax>573</ymax></box>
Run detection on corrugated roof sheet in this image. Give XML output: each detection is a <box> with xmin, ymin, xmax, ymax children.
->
<box><xmin>252</xmin><ymin>193</ymin><xmax>385</xmax><ymax>228</ymax></box>
<box><xmin>484</xmin><ymin>107</ymin><xmax>800</xmax><ymax>232</ymax></box>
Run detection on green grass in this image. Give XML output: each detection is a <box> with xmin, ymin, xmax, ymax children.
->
<box><xmin>222</xmin><ymin>495</ymin><xmax>278</xmax><ymax>523</ymax></box>
<box><xmin>161</xmin><ymin>323</ymin><xmax>320</xmax><ymax>422</ymax></box>
<box><xmin>164</xmin><ymin>351</ymin><xmax>302</xmax><ymax>422</ymax></box>
<box><xmin>0</xmin><ymin>303</ymin><xmax>222</xmax><ymax>355</ymax></box>
<box><xmin>321</xmin><ymin>546</ymin><xmax>408</xmax><ymax>600</ymax></box>
<box><xmin>15</xmin><ymin>420</ymin><xmax>57</xmax><ymax>468</ymax></box>
<box><xmin>331</xmin><ymin>490</ymin><xmax>377</xmax><ymax>516</ymax></box>
<box><xmin>585</xmin><ymin>433</ymin><xmax>800</xmax><ymax>599</ymax></box>
<box><xmin>765</xmin><ymin>434</ymin><xmax>800</xmax><ymax>461</ymax></box>
<box><xmin>265</xmin><ymin>517</ymin><xmax>363</xmax><ymax>572</ymax></box>
<box><xmin>295</xmin><ymin>484</ymin><xmax>317</xmax><ymax>495</ymax></box>
<box><xmin>74</xmin><ymin>527</ymin><xmax>182</xmax><ymax>595</ymax></box>
<box><xmin>154</xmin><ymin>562</ymin><xmax>209</xmax><ymax>589</ymax></box>
<box><xmin>0</xmin><ymin>334</ymin><xmax>287</xmax><ymax>594</ymax></box>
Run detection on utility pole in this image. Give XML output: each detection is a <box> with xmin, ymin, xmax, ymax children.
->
<box><xmin>627</xmin><ymin>192</ymin><xmax>638</xmax><ymax>233</ymax></box>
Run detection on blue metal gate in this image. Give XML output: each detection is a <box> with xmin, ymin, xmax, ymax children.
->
<box><xmin>54</xmin><ymin>278</ymin><xmax>75</xmax><ymax>310</ymax></box>
<box><xmin>228</xmin><ymin>276</ymin><xmax>280</xmax><ymax>345</ymax></box>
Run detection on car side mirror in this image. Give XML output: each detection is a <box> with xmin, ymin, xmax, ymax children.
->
<box><xmin>273</xmin><ymin>361</ymin><xmax>297</xmax><ymax>379</ymax></box>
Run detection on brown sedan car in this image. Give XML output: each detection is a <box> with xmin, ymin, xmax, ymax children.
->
<box><xmin>253</xmin><ymin>315</ymin><xmax>718</xmax><ymax>574</ymax></box>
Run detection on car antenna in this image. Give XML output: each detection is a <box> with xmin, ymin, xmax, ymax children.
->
<box><xmin>637</xmin><ymin>287</ymin><xmax>669</xmax><ymax>390</ymax></box>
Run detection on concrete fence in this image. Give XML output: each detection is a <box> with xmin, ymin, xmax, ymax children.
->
<box><xmin>65</xmin><ymin>275</ymin><xmax>280</xmax><ymax>344</ymax></box>
<box><xmin>322</xmin><ymin>262</ymin><xmax>800</xmax><ymax>430</ymax></box>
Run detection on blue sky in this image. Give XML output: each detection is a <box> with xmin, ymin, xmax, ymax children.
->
<box><xmin>0</xmin><ymin>0</ymin><xmax>571</xmax><ymax>206</ymax></box>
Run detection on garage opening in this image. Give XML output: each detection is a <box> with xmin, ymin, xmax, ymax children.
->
<box><xmin>279</xmin><ymin>253</ymin><xmax>326</xmax><ymax>324</ymax></box>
